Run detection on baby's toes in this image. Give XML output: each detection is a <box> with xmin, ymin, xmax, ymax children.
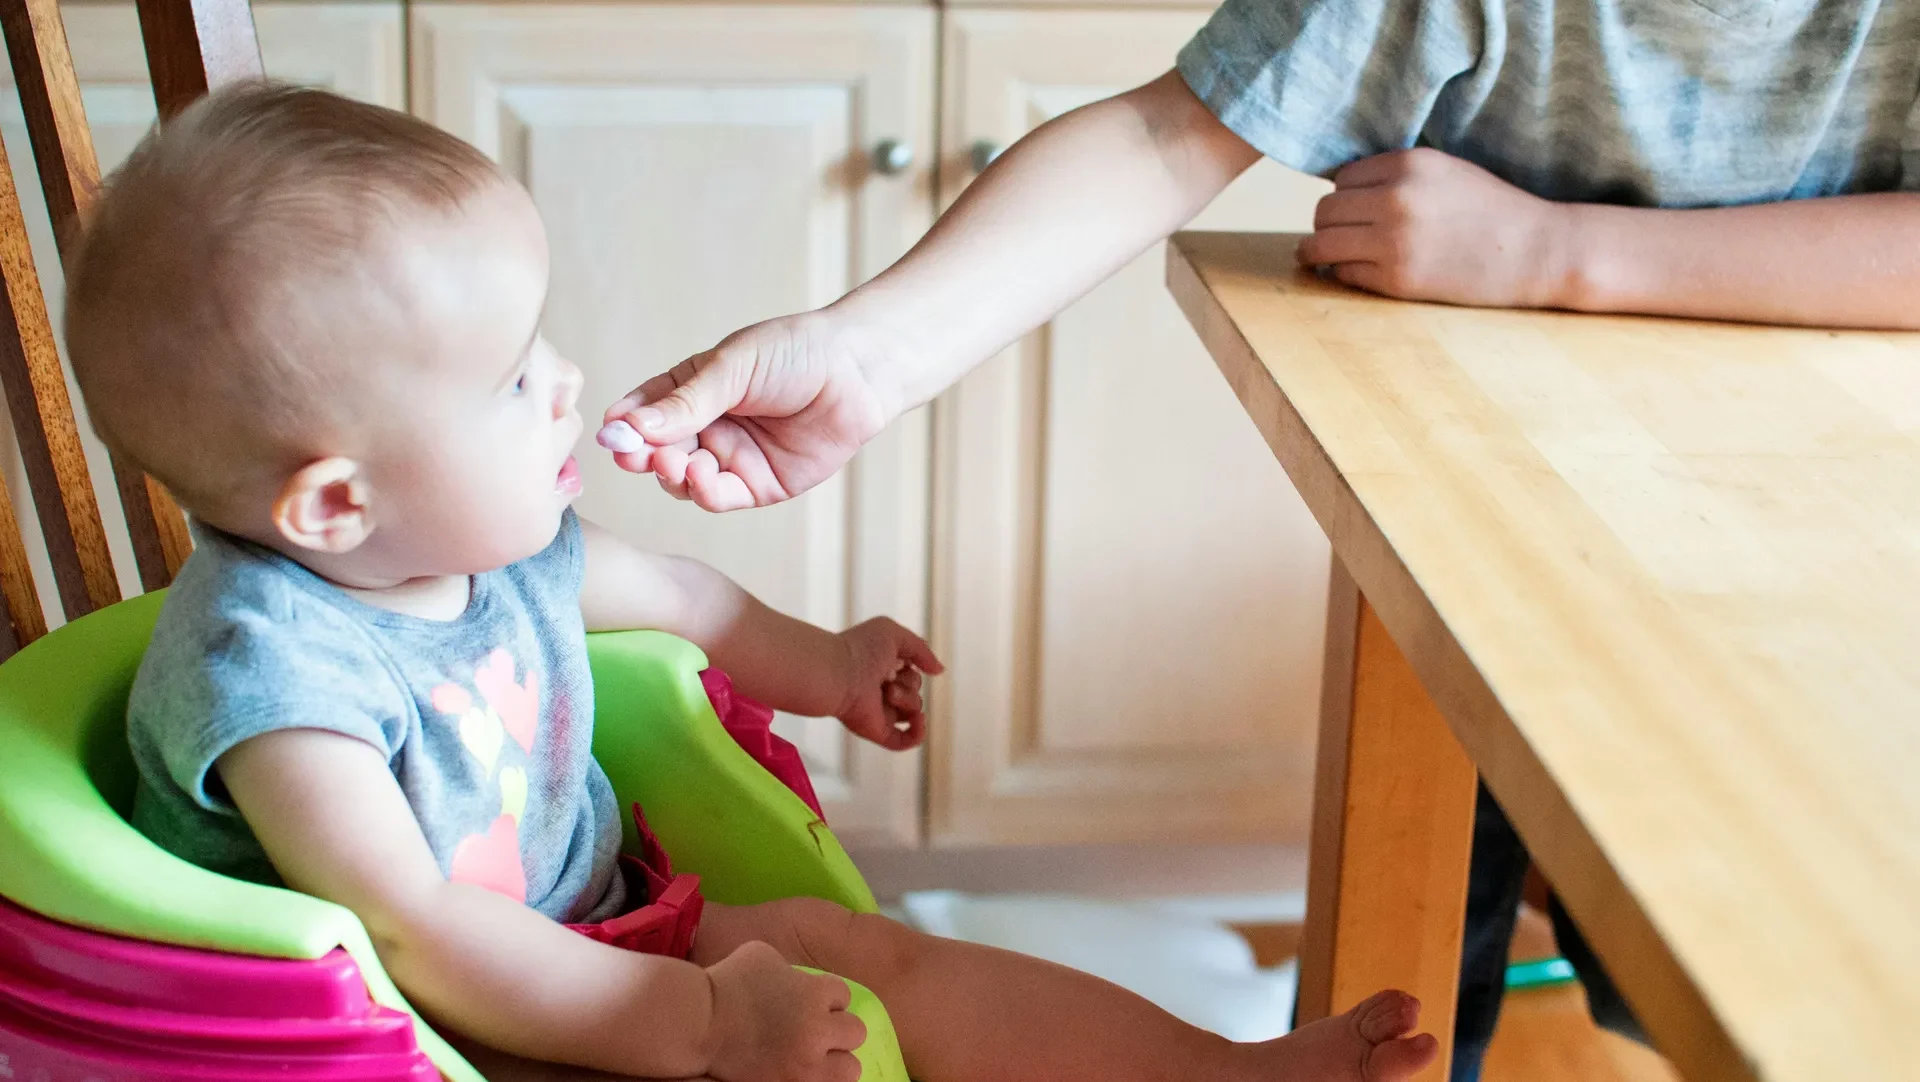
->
<box><xmin>1349</xmin><ymin>990</ymin><xmax>1421</xmax><ymax>1045</ymax></box>
<box><xmin>1251</xmin><ymin>988</ymin><xmax>1435</xmax><ymax>1082</ymax></box>
<box><xmin>1363</xmin><ymin>1032</ymin><xmax>1438</xmax><ymax>1082</ymax></box>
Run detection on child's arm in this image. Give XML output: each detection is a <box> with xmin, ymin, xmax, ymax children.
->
<box><xmin>831</xmin><ymin>68</ymin><xmax>1261</xmax><ymax>411</ymax></box>
<box><xmin>578</xmin><ymin>518</ymin><xmax>942</xmax><ymax>748</ymax></box>
<box><xmin>1296</xmin><ymin>148</ymin><xmax>1920</xmax><ymax>330</ymax></box>
<box><xmin>601</xmin><ymin>69</ymin><xmax>1258</xmax><ymax>511</ymax></box>
<box><xmin>217</xmin><ymin>728</ymin><xmax>865</xmax><ymax>1078</ymax></box>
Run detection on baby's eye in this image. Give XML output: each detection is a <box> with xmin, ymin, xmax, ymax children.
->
<box><xmin>510</xmin><ymin>372</ymin><xmax>528</xmax><ymax>396</ymax></box>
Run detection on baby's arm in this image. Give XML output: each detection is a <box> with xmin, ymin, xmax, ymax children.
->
<box><xmin>218</xmin><ymin>728</ymin><xmax>863</xmax><ymax>1079</ymax></box>
<box><xmin>1298</xmin><ymin>148</ymin><xmax>1920</xmax><ymax>330</ymax></box>
<box><xmin>578</xmin><ymin>518</ymin><xmax>941</xmax><ymax>748</ymax></box>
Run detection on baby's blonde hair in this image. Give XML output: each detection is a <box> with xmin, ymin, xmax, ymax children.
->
<box><xmin>65</xmin><ymin>81</ymin><xmax>502</xmax><ymax>522</ymax></box>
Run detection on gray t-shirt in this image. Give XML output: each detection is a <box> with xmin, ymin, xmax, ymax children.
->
<box><xmin>129</xmin><ymin>509</ymin><xmax>626</xmax><ymax>924</ymax></box>
<box><xmin>1177</xmin><ymin>0</ymin><xmax>1920</xmax><ymax>206</ymax></box>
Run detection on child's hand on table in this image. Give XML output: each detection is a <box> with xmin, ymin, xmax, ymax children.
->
<box><xmin>706</xmin><ymin>941</ymin><xmax>866</xmax><ymax>1082</ymax></box>
<box><xmin>1297</xmin><ymin>147</ymin><xmax>1573</xmax><ymax>310</ymax></box>
<box><xmin>835</xmin><ymin>617</ymin><xmax>943</xmax><ymax>750</ymax></box>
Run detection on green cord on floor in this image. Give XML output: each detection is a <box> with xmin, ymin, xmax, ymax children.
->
<box><xmin>1505</xmin><ymin>957</ymin><xmax>1577</xmax><ymax>990</ymax></box>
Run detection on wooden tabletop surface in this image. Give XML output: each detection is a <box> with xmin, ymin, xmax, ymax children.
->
<box><xmin>1167</xmin><ymin>231</ymin><xmax>1920</xmax><ymax>1082</ymax></box>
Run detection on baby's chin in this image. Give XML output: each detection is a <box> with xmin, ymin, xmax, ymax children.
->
<box><xmin>482</xmin><ymin>515</ymin><xmax>569</xmax><ymax>571</ymax></box>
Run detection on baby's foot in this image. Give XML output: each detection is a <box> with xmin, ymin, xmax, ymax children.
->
<box><xmin>1255</xmin><ymin>990</ymin><xmax>1439</xmax><ymax>1082</ymax></box>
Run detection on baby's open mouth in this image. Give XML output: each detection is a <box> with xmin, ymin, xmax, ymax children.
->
<box><xmin>556</xmin><ymin>455</ymin><xmax>582</xmax><ymax>496</ymax></box>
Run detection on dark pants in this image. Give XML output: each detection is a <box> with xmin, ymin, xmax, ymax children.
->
<box><xmin>1452</xmin><ymin>783</ymin><xmax>1646</xmax><ymax>1082</ymax></box>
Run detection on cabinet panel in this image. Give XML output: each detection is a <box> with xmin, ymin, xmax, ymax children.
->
<box><xmin>0</xmin><ymin>2</ymin><xmax>404</xmax><ymax>618</ymax></box>
<box><xmin>413</xmin><ymin>4</ymin><xmax>935</xmax><ymax>845</ymax></box>
<box><xmin>932</xmin><ymin>8</ymin><xmax>1333</xmax><ymax>846</ymax></box>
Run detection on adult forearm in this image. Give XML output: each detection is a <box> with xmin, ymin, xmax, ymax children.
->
<box><xmin>836</xmin><ymin>70</ymin><xmax>1259</xmax><ymax>415</ymax></box>
<box><xmin>1557</xmin><ymin>192</ymin><xmax>1920</xmax><ymax>329</ymax></box>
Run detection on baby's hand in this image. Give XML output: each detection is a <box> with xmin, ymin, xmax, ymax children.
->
<box><xmin>836</xmin><ymin>617</ymin><xmax>943</xmax><ymax>750</ymax></box>
<box><xmin>705</xmin><ymin>942</ymin><xmax>866</xmax><ymax>1082</ymax></box>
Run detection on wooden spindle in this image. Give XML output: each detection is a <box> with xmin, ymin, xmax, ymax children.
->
<box><xmin>0</xmin><ymin>127</ymin><xmax>118</xmax><ymax>622</ymax></box>
<box><xmin>135</xmin><ymin>0</ymin><xmax>263</xmax><ymax>118</ymax></box>
<box><xmin>1</xmin><ymin>0</ymin><xmax>192</xmax><ymax>591</ymax></box>
<box><xmin>0</xmin><ymin>461</ymin><xmax>45</xmax><ymax>658</ymax></box>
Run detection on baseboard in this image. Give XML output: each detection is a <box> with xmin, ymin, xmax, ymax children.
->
<box><xmin>847</xmin><ymin>842</ymin><xmax>1307</xmax><ymax>908</ymax></box>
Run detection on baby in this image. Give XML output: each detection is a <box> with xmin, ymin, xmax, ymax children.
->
<box><xmin>67</xmin><ymin>82</ymin><xmax>1437</xmax><ymax>1082</ymax></box>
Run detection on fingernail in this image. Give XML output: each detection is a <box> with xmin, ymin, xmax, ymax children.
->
<box><xmin>597</xmin><ymin>420</ymin><xmax>645</xmax><ymax>453</ymax></box>
<box><xmin>636</xmin><ymin>407</ymin><xmax>665</xmax><ymax>433</ymax></box>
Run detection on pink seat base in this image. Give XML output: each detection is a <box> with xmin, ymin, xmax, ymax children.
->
<box><xmin>0</xmin><ymin>897</ymin><xmax>435</xmax><ymax>1081</ymax></box>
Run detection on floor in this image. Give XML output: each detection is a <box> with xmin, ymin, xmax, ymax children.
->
<box><xmin>1234</xmin><ymin>907</ymin><xmax>1680</xmax><ymax>1082</ymax></box>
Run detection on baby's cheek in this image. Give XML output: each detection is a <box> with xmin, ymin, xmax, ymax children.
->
<box><xmin>419</xmin><ymin>487</ymin><xmax>536</xmax><ymax>568</ymax></box>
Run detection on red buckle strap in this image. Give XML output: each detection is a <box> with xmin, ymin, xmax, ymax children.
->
<box><xmin>702</xmin><ymin>668</ymin><xmax>824</xmax><ymax>820</ymax></box>
<box><xmin>566</xmin><ymin>804</ymin><xmax>705</xmax><ymax>959</ymax></box>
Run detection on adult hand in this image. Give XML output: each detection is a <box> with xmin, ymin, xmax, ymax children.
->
<box><xmin>599</xmin><ymin>310</ymin><xmax>919</xmax><ymax>512</ymax></box>
<box><xmin>1297</xmin><ymin>148</ymin><xmax>1574</xmax><ymax>309</ymax></box>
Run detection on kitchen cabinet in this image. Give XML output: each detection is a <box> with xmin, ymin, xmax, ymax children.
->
<box><xmin>411</xmin><ymin>3</ymin><xmax>937</xmax><ymax>845</ymax></box>
<box><xmin>929</xmin><ymin>8</ymin><xmax>1333</xmax><ymax>846</ymax></box>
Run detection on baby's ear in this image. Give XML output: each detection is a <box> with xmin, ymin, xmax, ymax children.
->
<box><xmin>272</xmin><ymin>457</ymin><xmax>373</xmax><ymax>554</ymax></box>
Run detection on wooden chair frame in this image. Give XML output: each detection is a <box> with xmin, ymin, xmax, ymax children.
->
<box><xmin>0</xmin><ymin>0</ymin><xmax>260</xmax><ymax>658</ymax></box>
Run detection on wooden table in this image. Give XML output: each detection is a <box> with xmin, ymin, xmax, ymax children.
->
<box><xmin>1167</xmin><ymin>232</ymin><xmax>1920</xmax><ymax>1082</ymax></box>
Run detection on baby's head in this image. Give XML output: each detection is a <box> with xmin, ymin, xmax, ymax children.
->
<box><xmin>67</xmin><ymin>82</ymin><xmax>584</xmax><ymax>584</ymax></box>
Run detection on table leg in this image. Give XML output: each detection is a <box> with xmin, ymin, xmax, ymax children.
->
<box><xmin>1296</xmin><ymin>561</ymin><xmax>1478</xmax><ymax>1081</ymax></box>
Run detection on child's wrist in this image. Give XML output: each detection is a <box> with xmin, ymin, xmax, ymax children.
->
<box><xmin>1545</xmin><ymin>202</ymin><xmax>1610</xmax><ymax>312</ymax></box>
<box><xmin>829</xmin><ymin>628</ymin><xmax>862</xmax><ymax>719</ymax></box>
<box><xmin>825</xmin><ymin>287</ymin><xmax>948</xmax><ymax>417</ymax></box>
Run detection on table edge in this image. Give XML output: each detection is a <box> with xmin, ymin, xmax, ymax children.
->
<box><xmin>1165</xmin><ymin>230</ymin><xmax>1755</xmax><ymax>1082</ymax></box>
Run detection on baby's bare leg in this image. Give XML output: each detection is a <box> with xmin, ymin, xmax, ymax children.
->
<box><xmin>442</xmin><ymin>1028</ymin><xmax>697</xmax><ymax>1081</ymax></box>
<box><xmin>696</xmin><ymin>900</ymin><xmax>1436</xmax><ymax>1082</ymax></box>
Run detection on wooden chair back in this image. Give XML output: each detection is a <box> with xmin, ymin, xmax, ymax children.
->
<box><xmin>0</xmin><ymin>0</ymin><xmax>261</xmax><ymax>658</ymax></box>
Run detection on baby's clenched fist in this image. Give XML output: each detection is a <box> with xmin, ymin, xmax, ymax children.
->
<box><xmin>705</xmin><ymin>941</ymin><xmax>866</xmax><ymax>1082</ymax></box>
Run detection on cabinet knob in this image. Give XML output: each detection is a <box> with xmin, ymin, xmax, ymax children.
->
<box><xmin>872</xmin><ymin>139</ymin><xmax>915</xmax><ymax>176</ymax></box>
<box><xmin>969</xmin><ymin>139</ymin><xmax>1005</xmax><ymax>174</ymax></box>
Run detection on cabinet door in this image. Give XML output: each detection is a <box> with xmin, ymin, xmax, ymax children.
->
<box><xmin>0</xmin><ymin>3</ymin><xmax>404</xmax><ymax>618</ymax></box>
<box><xmin>412</xmin><ymin>4</ymin><xmax>935</xmax><ymax>847</ymax></box>
<box><xmin>931</xmin><ymin>9</ymin><xmax>1333</xmax><ymax>847</ymax></box>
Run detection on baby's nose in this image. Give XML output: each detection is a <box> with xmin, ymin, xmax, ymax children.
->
<box><xmin>555</xmin><ymin>358</ymin><xmax>584</xmax><ymax>414</ymax></box>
